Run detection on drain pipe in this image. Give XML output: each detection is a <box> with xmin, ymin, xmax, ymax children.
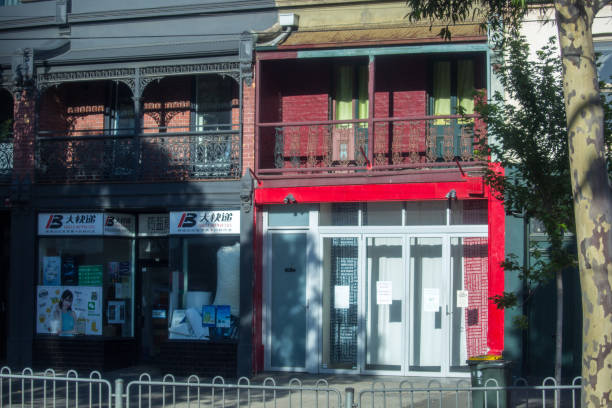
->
<box><xmin>258</xmin><ymin>13</ymin><xmax>299</xmax><ymax>47</ymax></box>
<box><xmin>260</xmin><ymin>25</ymin><xmax>293</xmax><ymax>47</ymax></box>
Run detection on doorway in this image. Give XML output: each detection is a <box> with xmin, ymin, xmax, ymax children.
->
<box><xmin>265</xmin><ymin>232</ymin><xmax>488</xmax><ymax>376</ymax></box>
<box><xmin>137</xmin><ymin>237</ymin><xmax>169</xmax><ymax>361</ymax></box>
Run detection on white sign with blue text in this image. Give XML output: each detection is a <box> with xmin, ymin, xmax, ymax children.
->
<box><xmin>170</xmin><ymin>211</ymin><xmax>240</xmax><ymax>234</ymax></box>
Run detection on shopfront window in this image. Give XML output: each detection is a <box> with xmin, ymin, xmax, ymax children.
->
<box><xmin>37</xmin><ymin>237</ymin><xmax>135</xmax><ymax>337</ymax></box>
<box><xmin>167</xmin><ymin>236</ymin><xmax>240</xmax><ymax>341</ymax></box>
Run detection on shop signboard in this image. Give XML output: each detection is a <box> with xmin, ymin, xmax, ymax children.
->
<box><xmin>104</xmin><ymin>213</ymin><xmax>136</xmax><ymax>237</ymax></box>
<box><xmin>170</xmin><ymin>210</ymin><xmax>240</xmax><ymax>234</ymax></box>
<box><xmin>36</xmin><ymin>285</ymin><xmax>102</xmax><ymax>336</ymax></box>
<box><xmin>38</xmin><ymin>213</ymin><xmax>103</xmax><ymax>235</ymax></box>
<box><xmin>138</xmin><ymin>214</ymin><xmax>169</xmax><ymax>236</ymax></box>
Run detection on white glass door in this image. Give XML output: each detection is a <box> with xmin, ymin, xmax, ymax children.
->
<box><xmin>408</xmin><ymin>236</ymin><xmax>447</xmax><ymax>374</ymax></box>
<box><xmin>364</xmin><ymin>236</ymin><xmax>404</xmax><ymax>373</ymax></box>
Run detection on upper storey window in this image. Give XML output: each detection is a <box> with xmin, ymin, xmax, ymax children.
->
<box><xmin>333</xmin><ymin>64</ymin><xmax>368</xmax><ymax>161</ymax></box>
<box><xmin>194</xmin><ymin>75</ymin><xmax>237</xmax><ymax>132</ymax></box>
<box><xmin>432</xmin><ymin>59</ymin><xmax>475</xmax><ymax>124</ymax></box>
<box><xmin>334</xmin><ymin>64</ymin><xmax>368</xmax><ymax>124</ymax></box>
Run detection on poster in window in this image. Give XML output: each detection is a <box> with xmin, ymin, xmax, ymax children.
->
<box><xmin>107</xmin><ymin>300</ymin><xmax>125</xmax><ymax>324</ymax></box>
<box><xmin>215</xmin><ymin>305</ymin><xmax>231</xmax><ymax>328</ymax></box>
<box><xmin>43</xmin><ymin>256</ymin><xmax>61</xmax><ymax>286</ymax></box>
<box><xmin>36</xmin><ymin>286</ymin><xmax>102</xmax><ymax>336</ymax></box>
<box><xmin>78</xmin><ymin>265</ymin><xmax>103</xmax><ymax>286</ymax></box>
<box><xmin>61</xmin><ymin>257</ymin><xmax>78</xmax><ymax>285</ymax></box>
<box><xmin>202</xmin><ymin>305</ymin><xmax>216</xmax><ymax>327</ymax></box>
<box><xmin>376</xmin><ymin>281</ymin><xmax>393</xmax><ymax>305</ymax></box>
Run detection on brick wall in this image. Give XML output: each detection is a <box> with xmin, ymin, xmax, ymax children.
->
<box><xmin>463</xmin><ymin>237</ymin><xmax>489</xmax><ymax>357</ymax></box>
<box><xmin>374</xmin><ymin>55</ymin><xmax>428</xmax><ymax>155</ymax></box>
<box><xmin>143</xmin><ymin>76</ymin><xmax>192</xmax><ymax>132</ymax></box>
<box><xmin>12</xmin><ymin>90</ymin><xmax>36</xmax><ymax>180</ymax></box>
<box><xmin>242</xmin><ymin>79</ymin><xmax>255</xmax><ymax>174</ymax></box>
<box><xmin>39</xmin><ymin>82</ymin><xmax>107</xmax><ymax>135</ymax></box>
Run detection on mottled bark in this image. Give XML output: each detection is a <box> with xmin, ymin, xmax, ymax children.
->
<box><xmin>554</xmin><ymin>1</ymin><xmax>612</xmax><ymax>406</ymax></box>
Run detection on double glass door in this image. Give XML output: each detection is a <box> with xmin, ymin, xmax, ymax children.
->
<box><xmin>266</xmin><ymin>233</ymin><xmax>487</xmax><ymax>376</ymax></box>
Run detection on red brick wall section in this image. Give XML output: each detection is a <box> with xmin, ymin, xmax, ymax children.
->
<box><xmin>242</xmin><ymin>79</ymin><xmax>255</xmax><ymax>175</ymax></box>
<box><xmin>39</xmin><ymin>82</ymin><xmax>106</xmax><ymax>135</ymax></box>
<box><xmin>12</xmin><ymin>90</ymin><xmax>36</xmax><ymax>180</ymax></box>
<box><xmin>463</xmin><ymin>237</ymin><xmax>489</xmax><ymax>357</ymax></box>
<box><xmin>143</xmin><ymin>77</ymin><xmax>191</xmax><ymax>133</ymax></box>
<box><xmin>374</xmin><ymin>56</ymin><xmax>428</xmax><ymax>156</ymax></box>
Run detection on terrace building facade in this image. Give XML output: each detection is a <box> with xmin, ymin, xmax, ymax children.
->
<box><xmin>0</xmin><ymin>0</ymin><xmax>275</xmax><ymax>377</ymax></box>
<box><xmin>251</xmin><ymin>0</ymin><xmax>505</xmax><ymax>377</ymax></box>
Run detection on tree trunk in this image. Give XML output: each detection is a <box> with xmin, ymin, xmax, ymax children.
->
<box><xmin>554</xmin><ymin>1</ymin><xmax>612</xmax><ymax>407</ymax></box>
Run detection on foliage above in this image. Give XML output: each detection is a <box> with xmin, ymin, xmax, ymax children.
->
<box><xmin>405</xmin><ymin>0</ymin><xmax>527</xmax><ymax>39</ymax></box>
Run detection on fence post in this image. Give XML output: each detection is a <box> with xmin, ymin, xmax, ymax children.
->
<box><xmin>115</xmin><ymin>379</ymin><xmax>124</xmax><ymax>408</ymax></box>
<box><xmin>345</xmin><ymin>387</ymin><xmax>354</xmax><ymax>408</ymax></box>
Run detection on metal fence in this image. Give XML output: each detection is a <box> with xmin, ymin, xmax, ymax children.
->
<box><xmin>1</xmin><ymin>366</ymin><xmax>583</xmax><ymax>408</ymax></box>
<box><xmin>357</xmin><ymin>377</ymin><xmax>583</xmax><ymax>408</ymax></box>
<box><xmin>0</xmin><ymin>366</ymin><xmax>112</xmax><ymax>408</ymax></box>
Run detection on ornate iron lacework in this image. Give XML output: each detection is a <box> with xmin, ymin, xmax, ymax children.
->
<box><xmin>265</xmin><ymin>118</ymin><xmax>481</xmax><ymax>173</ymax></box>
<box><xmin>36</xmin><ymin>62</ymin><xmax>241</xmax><ymax>91</ymax></box>
<box><xmin>37</xmin><ymin>68</ymin><xmax>137</xmax><ymax>85</ymax></box>
<box><xmin>35</xmin><ymin>132</ymin><xmax>240</xmax><ymax>183</ymax></box>
<box><xmin>0</xmin><ymin>139</ymin><xmax>13</xmax><ymax>183</ymax></box>
<box><xmin>140</xmin><ymin>62</ymin><xmax>240</xmax><ymax>77</ymax></box>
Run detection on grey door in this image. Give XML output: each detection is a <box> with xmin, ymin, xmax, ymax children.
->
<box><xmin>270</xmin><ymin>233</ymin><xmax>308</xmax><ymax>369</ymax></box>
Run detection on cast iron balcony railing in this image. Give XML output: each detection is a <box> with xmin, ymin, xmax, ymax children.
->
<box><xmin>257</xmin><ymin>115</ymin><xmax>485</xmax><ymax>176</ymax></box>
<box><xmin>35</xmin><ymin>127</ymin><xmax>240</xmax><ymax>183</ymax></box>
<box><xmin>0</xmin><ymin>135</ymin><xmax>13</xmax><ymax>183</ymax></box>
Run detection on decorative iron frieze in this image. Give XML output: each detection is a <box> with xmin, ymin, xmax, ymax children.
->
<box><xmin>35</xmin><ymin>61</ymin><xmax>240</xmax><ymax>92</ymax></box>
<box><xmin>37</xmin><ymin>68</ymin><xmax>137</xmax><ymax>88</ymax></box>
<box><xmin>140</xmin><ymin>62</ymin><xmax>240</xmax><ymax>77</ymax></box>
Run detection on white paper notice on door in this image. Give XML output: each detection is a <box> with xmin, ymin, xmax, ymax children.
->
<box><xmin>376</xmin><ymin>281</ymin><xmax>393</xmax><ymax>305</ymax></box>
<box><xmin>456</xmin><ymin>290</ymin><xmax>469</xmax><ymax>308</ymax></box>
<box><xmin>334</xmin><ymin>285</ymin><xmax>350</xmax><ymax>309</ymax></box>
<box><xmin>423</xmin><ymin>288</ymin><xmax>440</xmax><ymax>312</ymax></box>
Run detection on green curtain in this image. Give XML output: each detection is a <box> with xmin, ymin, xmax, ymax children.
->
<box><xmin>336</xmin><ymin>65</ymin><xmax>354</xmax><ymax>128</ymax></box>
<box><xmin>357</xmin><ymin>65</ymin><xmax>369</xmax><ymax>127</ymax></box>
<box><xmin>433</xmin><ymin>61</ymin><xmax>451</xmax><ymax>125</ymax></box>
<box><xmin>457</xmin><ymin>59</ymin><xmax>475</xmax><ymax>124</ymax></box>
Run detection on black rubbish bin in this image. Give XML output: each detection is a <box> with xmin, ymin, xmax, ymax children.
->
<box><xmin>468</xmin><ymin>359</ymin><xmax>512</xmax><ymax>408</ymax></box>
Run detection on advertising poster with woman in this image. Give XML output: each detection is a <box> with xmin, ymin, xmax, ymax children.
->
<box><xmin>36</xmin><ymin>286</ymin><xmax>102</xmax><ymax>335</ymax></box>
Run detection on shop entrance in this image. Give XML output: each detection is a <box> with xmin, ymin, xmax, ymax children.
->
<box><xmin>137</xmin><ymin>237</ymin><xmax>169</xmax><ymax>361</ymax></box>
<box><xmin>265</xmin><ymin>232</ymin><xmax>488</xmax><ymax>376</ymax></box>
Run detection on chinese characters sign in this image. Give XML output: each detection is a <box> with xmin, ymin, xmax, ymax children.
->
<box><xmin>38</xmin><ymin>213</ymin><xmax>136</xmax><ymax>236</ymax></box>
<box><xmin>170</xmin><ymin>211</ymin><xmax>240</xmax><ymax>234</ymax></box>
<box><xmin>38</xmin><ymin>213</ymin><xmax>103</xmax><ymax>235</ymax></box>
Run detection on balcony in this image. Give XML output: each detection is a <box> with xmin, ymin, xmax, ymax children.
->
<box><xmin>257</xmin><ymin>115</ymin><xmax>485</xmax><ymax>177</ymax></box>
<box><xmin>35</xmin><ymin>127</ymin><xmax>240</xmax><ymax>183</ymax></box>
<box><xmin>0</xmin><ymin>136</ymin><xmax>13</xmax><ymax>183</ymax></box>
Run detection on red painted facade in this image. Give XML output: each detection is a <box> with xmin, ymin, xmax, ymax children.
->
<box><xmin>252</xmin><ymin>44</ymin><xmax>505</xmax><ymax>374</ymax></box>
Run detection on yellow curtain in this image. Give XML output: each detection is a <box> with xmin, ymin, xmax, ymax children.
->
<box><xmin>336</xmin><ymin>65</ymin><xmax>354</xmax><ymax>128</ymax></box>
<box><xmin>457</xmin><ymin>60</ymin><xmax>475</xmax><ymax>124</ymax></box>
<box><xmin>358</xmin><ymin>65</ymin><xmax>369</xmax><ymax>127</ymax></box>
<box><xmin>433</xmin><ymin>61</ymin><xmax>451</xmax><ymax>125</ymax></box>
